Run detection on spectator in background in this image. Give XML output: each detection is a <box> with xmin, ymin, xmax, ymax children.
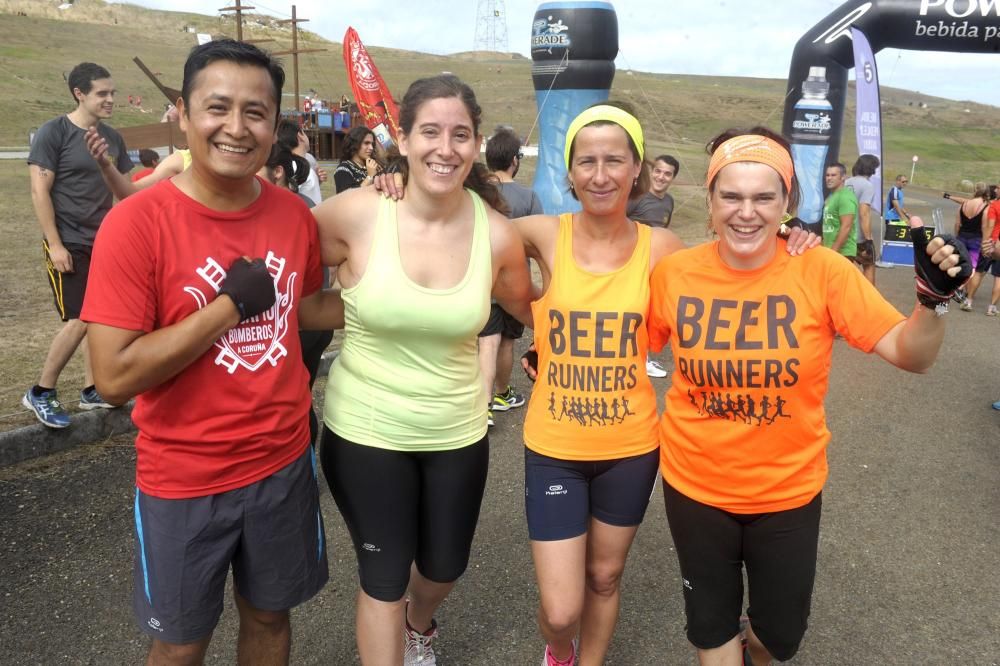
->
<box><xmin>276</xmin><ymin>119</ymin><xmax>325</xmax><ymax>204</ymax></box>
<box><xmin>478</xmin><ymin>128</ymin><xmax>543</xmax><ymax>425</ymax></box>
<box><xmin>259</xmin><ymin>143</ymin><xmax>333</xmax><ymax>448</ymax></box>
<box><xmin>822</xmin><ymin>162</ymin><xmax>858</xmax><ymax>260</ymax></box>
<box><xmin>886</xmin><ymin>174</ymin><xmax>909</xmax><ymax>224</ymax></box>
<box><xmin>627</xmin><ymin>154</ymin><xmax>678</xmax><ymax>229</ymax></box>
<box><xmin>627</xmin><ymin>153</ymin><xmax>679</xmax><ymax>379</ymax></box>
<box><xmin>23</xmin><ymin>61</ymin><xmax>132</xmax><ymax>429</ymax></box>
<box><xmin>131</xmin><ymin>148</ymin><xmax>160</xmax><ymax>182</ymax></box>
<box><xmin>334</xmin><ymin>126</ymin><xmax>379</xmax><ymax>192</ymax></box>
<box><xmin>844</xmin><ymin>153</ymin><xmax>880</xmax><ymax>285</ymax></box>
<box><xmin>961</xmin><ymin>184</ymin><xmax>1000</xmax><ymax>315</ymax></box>
<box><xmin>952</xmin><ymin>182</ymin><xmax>990</xmax><ymax>309</ymax></box>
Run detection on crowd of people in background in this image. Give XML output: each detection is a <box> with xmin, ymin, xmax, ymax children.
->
<box><xmin>20</xmin><ymin>39</ymin><xmax>991</xmax><ymax>666</ymax></box>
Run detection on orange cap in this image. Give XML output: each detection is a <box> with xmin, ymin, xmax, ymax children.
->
<box><xmin>706</xmin><ymin>135</ymin><xmax>794</xmax><ymax>194</ymax></box>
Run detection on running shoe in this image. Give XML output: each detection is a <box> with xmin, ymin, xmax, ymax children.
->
<box><xmin>403</xmin><ymin>618</ymin><xmax>438</xmax><ymax>665</ymax></box>
<box><xmin>645</xmin><ymin>359</ymin><xmax>667</xmax><ymax>378</ymax></box>
<box><xmin>951</xmin><ymin>288</ymin><xmax>967</xmax><ymax>305</ymax></box>
<box><xmin>993</xmin><ymin>400</ymin><xmax>1000</xmax><ymax>411</ymax></box>
<box><xmin>987</xmin><ymin>305</ymin><xmax>998</xmax><ymax>317</ymax></box>
<box><xmin>487</xmin><ymin>407</ymin><xmax>495</xmax><ymax>427</ymax></box>
<box><xmin>22</xmin><ymin>388</ymin><xmax>71</xmax><ymax>429</ymax></box>
<box><xmin>492</xmin><ymin>385</ymin><xmax>526</xmax><ymax>411</ymax></box>
<box><xmin>960</xmin><ymin>298</ymin><xmax>973</xmax><ymax>312</ymax></box>
<box><xmin>541</xmin><ymin>638</ymin><xmax>577</xmax><ymax>666</ymax></box>
<box><xmin>79</xmin><ymin>385</ymin><xmax>115</xmax><ymax>410</ymax></box>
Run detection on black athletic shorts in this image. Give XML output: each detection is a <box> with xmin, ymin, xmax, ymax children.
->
<box><xmin>974</xmin><ymin>253</ymin><xmax>1000</xmax><ymax>277</ymax></box>
<box><xmin>477</xmin><ymin>303</ymin><xmax>525</xmax><ymax>339</ymax></box>
<box><xmin>662</xmin><ymin>480</ymin><xmax>822</xmax><ymax>662</ymax></box>
<box><xmin>43</xmin><ymin>241</ymin><xmax>91</xmax><ymax>321</ymax></box>
<box><xmin>524</xmin><ymin>447</ymin><xmax>659</xmax><ymax>541</ymax></box>
<box><xmin>133</xmin><ymin>446</ymin><xmax>328</xmax><ymax>644</ymax></box>
<box><xmin>320</xmin><ymin>427</ymin><xmax>489</xmax><ymax>602</ymax></box>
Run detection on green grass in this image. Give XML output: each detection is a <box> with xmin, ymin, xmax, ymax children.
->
<box><xmin>2</xmin><ymin>0</ymin><xmax>999</xmax><ymax>193</ymax></box>
<box><xmin>0</xmin><ymin>0</ymin><xmax>997</xmax><ymax>431</ymax></box>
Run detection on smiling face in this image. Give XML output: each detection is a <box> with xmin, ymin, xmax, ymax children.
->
<box><xmin>650</xmin><ymin>159</ymin><xmax>676</xmax><ymax>196</ymax></box>
<box><xmin>568</xmin><ymin>124</ymin><xmax>642</xmax><ymax>217</ymax></box>
<box><xmin>75</xmin><ymin>77</ymin><xmax>115</xmax><ymax>120</ymax></box>
<box><xmin>178</xmin><ymin>60</ymin><xmax>277</xmax><ymax>184</ymax></box>
<box><xmin>709</xmin><ymin>161</ymin><xmax>789</xmax><ymax>271</ymax></box>
<box><xmin>398</xmin><ymin>96</ymin><xmax>482</xmax><ymax>197</ymax></box>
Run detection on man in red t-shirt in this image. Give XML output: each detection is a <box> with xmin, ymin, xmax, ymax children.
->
<box><xmin>81</xmin><ymin>40</ymin><xmax>342</xmax><ymax>663</ymax></box>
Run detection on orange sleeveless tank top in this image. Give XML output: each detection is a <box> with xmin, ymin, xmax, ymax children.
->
<box><xmin>523</xmin><ymin>214</ymin><xmax>659</xmax><ymax>460</ymax></box>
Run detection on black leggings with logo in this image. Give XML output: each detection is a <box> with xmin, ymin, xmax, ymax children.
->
<box><xmin>320</xmin><ymin>427</ymin><xmax>490</xmax><ymax>601</ymax></box>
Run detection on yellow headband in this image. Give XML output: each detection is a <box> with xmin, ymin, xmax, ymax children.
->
<box><xmin>564</xmin><ymin>105</ymin><xmax>645</xmax><ymax>170</ymax></box>
<box><xmin>705</xmin><ymin>135</ymin><xmax>794</xmax><ymax>194</ymax></box>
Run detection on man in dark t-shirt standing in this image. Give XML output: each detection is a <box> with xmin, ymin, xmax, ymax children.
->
<box><xmin>627</xmin><ymin>154</ymin><xmax>679</xmax><ymax>378</ymax></box>
<box><xmin>627</xmin><ymin>154</ymin><xmax>678</xmax><ymax>229</ymax></box>
<box><xmin>480</xmin><ymin>129</ymin><xmax>543</xmax><ymax>424</ymax></box>
<box><xmin>24</xmin><ymin>62</ymin><xmax>132</xmax><ymax>428</ymax></box>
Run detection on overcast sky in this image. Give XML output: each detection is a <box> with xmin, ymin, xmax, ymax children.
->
<box><xmin>111</xmin><ymin>0</ymin><xmax>1000</xmax><ymax>106</ymax></box>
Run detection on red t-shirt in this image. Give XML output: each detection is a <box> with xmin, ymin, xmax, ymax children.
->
<box><xmin>82</xmin><ymin>178</ymin><xmax>323</xmax><ymax>499</ymax></box>
<box><xmin>988</xmin><ymin>200</ymin><xmax>1000</xmax><ymax>242</ymax></box>
<box><xmin>131</xmin><ymin>166</ymin><xmax>155</xmax><ymax>182</ymax></box>
<box><xmin>648</xmin><ymin>241</ymin><xmax>905</xmax><ymax>513</ymax></box>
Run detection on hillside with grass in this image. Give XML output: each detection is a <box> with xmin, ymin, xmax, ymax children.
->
<box><xmin>2</xmin><ymin>0</ymin><xmax>999</xmax><ymax>191</ymax></box>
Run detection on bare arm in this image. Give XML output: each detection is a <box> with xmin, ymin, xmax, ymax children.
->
<box><xmin>28</xmin><ymin>165</ymin><xmax>73</xmax><ymax>273</ymax></box>
<box><xmin>298</xmin><ymin>289</ymin><xmax>345</xmax><ymax>331</ymax></box>
<box><xmin>858</xmin><ymin>203</ymin><xmax>872</xmax><ymax>240</ymax></box>
<box><xmin>985</xmin><ymin>208</ymin><xmax>997</xmax><ymax>258</ymax></box>
<box><xmin>85</xmin><ymin>128</ymin><xmax>184</xmax><ymax>199</ymax></box>
<box><xmin>871</xmin><ymin>235</ymin><xmax>962</xmax><ymax>372</ymax></box>
<box><xmin>871</xmin><ymin>307</ymin><xmax>943</xmax><ymax>373</ymax></box>
<box><xmin>491</xmin><ymin>215</ymin><xmax>534</xmax><ymax>329</ymax></box>
<box><xmin>831</xmin><ymin>213</ymin><xmax>855</xmax><ymax>252</ymax></box>
<box><xmin>893</xmin><ymin>196</ymin><xmax>908</xmax><ymax>219</ymax></box>
<box><xmin>88</xmin><ymin>297</ymin><xmax>241</xmax><ymax>405</ymax></box>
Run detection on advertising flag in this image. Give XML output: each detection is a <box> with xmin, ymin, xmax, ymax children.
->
<box><xmin>343</xmin><ymin>27</ymin><xmax>400</xmax><ymax>147</ymax></box>
<box><xmin>851</xmin><ymin>27</ymin><xmax>882</xmax><ymax>214</ymax></box>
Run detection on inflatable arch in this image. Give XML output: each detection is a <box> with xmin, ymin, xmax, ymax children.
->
<box><xmin>782</xmin><ymin>0</ymin><xmax>1000</xmax><ymax>235</ymax></box>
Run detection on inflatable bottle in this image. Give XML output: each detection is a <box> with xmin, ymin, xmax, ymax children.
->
<box><xmin>530</xmin><ymin>1</ymin><xmax>618</xmax><ymax>214</ymax></box>
<box><xmin>789</xmin><ymin>66</ymin><xmax>833</xmax><ymax>234</ymax></box>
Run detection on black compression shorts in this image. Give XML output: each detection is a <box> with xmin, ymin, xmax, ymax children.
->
<box><xmin>320</xmin><ymin>428</ymin><xmax>489</xmax><ymax>601</ymax></box>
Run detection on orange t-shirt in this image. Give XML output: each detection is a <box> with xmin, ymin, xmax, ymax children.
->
<box><xmin>648</xmin><ymin>241</ymin><xmax>905</xmax><ymax>513</ymax></box>
<box><xmin>523</xmin><ymin>214</ymin><xmax>659</xmax><ymax>460</ymax></box>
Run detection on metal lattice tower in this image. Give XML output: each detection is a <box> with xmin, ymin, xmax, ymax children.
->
<box><xmin>474</xmin><ymin>0</ymin><xmax>509</xmax><ymax>53</ymax></box>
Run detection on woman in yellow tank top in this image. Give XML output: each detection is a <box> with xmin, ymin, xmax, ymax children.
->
<box><xmin>311</xmin><ymin>75</ymin><xmax>533</xmax><ymax>666</ymax></box>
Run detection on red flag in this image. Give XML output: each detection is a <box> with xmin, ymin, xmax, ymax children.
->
<box><xmin>343</xmin><ymin>27</ymin><xmax>401</xmax><ymax>146</ymax></box>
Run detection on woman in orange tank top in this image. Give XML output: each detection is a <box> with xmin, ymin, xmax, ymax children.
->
<box><xmin>512</xmin><ymin>102</ymin><xmax>684</xmax><ymax>666</ymax></box>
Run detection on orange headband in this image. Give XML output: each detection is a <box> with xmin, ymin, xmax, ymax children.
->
<box><xmin>705</xmin><ymin>135</ymin><xmax>794</xmax><ymax>194</ymax></box>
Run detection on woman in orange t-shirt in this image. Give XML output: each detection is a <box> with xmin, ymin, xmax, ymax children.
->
<box><xmin>647</xmin><ymin>127</ymin><xmax>971</xmax><ymax>666</ymax></box>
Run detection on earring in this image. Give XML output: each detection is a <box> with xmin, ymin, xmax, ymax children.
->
<box><xmin>633</xmin><ymin>178</ymin><xmax>638</xmax><ymax>186</ymax></box>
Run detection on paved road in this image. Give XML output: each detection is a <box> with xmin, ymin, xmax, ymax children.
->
<box><xmin>1</xmin><ymin>263</ymin><xmax>998</xmax><ymax>664</ymax></box>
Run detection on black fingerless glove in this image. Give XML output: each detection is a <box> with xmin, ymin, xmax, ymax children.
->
<box><xmin>219</xmin><ymin>258</ymin><xmax>276</xmax><ymax>321</ymax></box>
<box><xmin>521</xmin><ymin>348</ymin><xmax>538</xmax><ymax>382</ymax></box>
<box><xmin>911</xmin><ymin>228</ymin><xmax>972</xmax><ymax>308</ymax></box>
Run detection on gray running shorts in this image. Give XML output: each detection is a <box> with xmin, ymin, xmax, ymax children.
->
<box><xmin>132</xmin><ymin>446</ymin><xmax>328</xmax><ymax>644</ymax></box>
